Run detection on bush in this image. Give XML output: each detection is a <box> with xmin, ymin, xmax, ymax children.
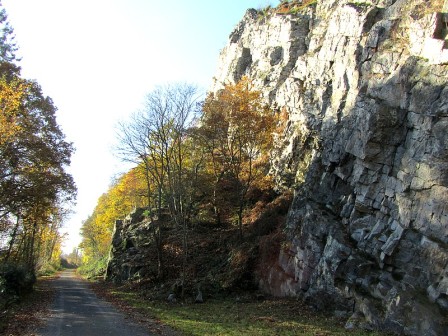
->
<box><xmin>60</xmin><ymin>257</ymin><xmax>79</xmax><ymax>269</ymax></box>
<box><xmin>78</xmin><ymin>256</ymin><xmax>108</xmax><ymax>279</ymax></box>
<box><xmin>0</xmin><ymin>263</ymin><xmax>36</xmax><ymax>310</ymax></box>
<box><xmin>37</xmin><ymin>261</ymin><xmax>61</xmax><ymax>276</ymax></box>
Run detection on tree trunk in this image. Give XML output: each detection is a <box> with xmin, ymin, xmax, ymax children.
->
<box><xmin>5</xmin><ymin>214</ymin><xmax>20</xmax><ymax>262</ymax></box>
<box><xmin>156</xmin><ymin>184</ymin><xmax>164</xmax><ymax>279</ymax></box>
<box><xmin>28</xmin><ymin>221</ymin><xmax>38</xmax><ymax>269</ymax></box>
<box><xmin>237</xmin><ymin>203</ymin><xmax>243</xmax><ymax>242</ymax></box>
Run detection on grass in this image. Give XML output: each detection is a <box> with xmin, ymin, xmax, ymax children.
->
<box><xmin>276</xmin><ymin>0</ymin><xmax>318</xmax><ymax>15</ymax></box>
<box><xmin>99</xmin><ymin>285</ymin><xmax>388</xmax><ymax>336</ymax></box>
<box><xmin>410</xmin><ymin>0</ymin><xmax>445</xmax><ymax>19</ymax></box>
<box><xmin>91</xmin><ymin>190</ymin><xmax>387</xmax><ymax>335</ymax></box>
<box><xmin>257</xmin><ymin>5</ymin><xmax>272</xmax><ymax>21</ymax></box>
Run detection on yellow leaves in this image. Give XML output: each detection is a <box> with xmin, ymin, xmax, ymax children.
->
<box><xmin>80</xmin><ymin>166</ymin><xmax>147</xmax><ymax>262</ymax></box>
<box><xmin>0</xmin><ymin>65</ymin><xmax>75</xmax><ymax>269</ymax></box>
<box><xmin>0</xmin><ymin>76</ymin><xmax>30</xmax><ymax>146</ymax></box>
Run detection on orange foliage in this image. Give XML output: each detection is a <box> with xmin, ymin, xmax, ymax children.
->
<box><xmin>201</xmin><ymin>77</ymin><xmax>275</xmax><ymax>233</ymax></box>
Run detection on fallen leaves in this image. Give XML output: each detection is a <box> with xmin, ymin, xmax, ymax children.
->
<box><xmin>0</xmin><ymin>275</ymin><xmax>56</xmax><ymax>336</ymax></box>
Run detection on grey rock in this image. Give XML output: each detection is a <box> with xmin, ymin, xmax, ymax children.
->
<box><xmin>195</xmin><ymin>290</ymin><xmax>203</xmax><ymax>303</ymax></box>
<box><xmin>167</xmin><ymin>293</ymin><xmax>176</xmax><ymax>303</ymax></box>
<box><xmin>212</xmin><ymin>1</ymin><xmax>448</xmax><ymax>335</ymax></box>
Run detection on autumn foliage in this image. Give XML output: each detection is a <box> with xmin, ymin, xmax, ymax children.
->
<box><xmin>0</xmin><ymin>4</ymin><xmax>76</xmax><ymax>303</ymax></box>
<box><xmin>80</xmin><ymin>77</ymin><xmax>283</xmax><ymax>283</ymax></box>
<box><xmin>0</xmin><ymin>66</ymin><xmax>76</xmax><ymax>271</ymax></box>
<box><xmin>79</xmin><ymin>167</ymin><xmax>146</xmax><ymax>275</ymax></box>
<box><xmin>200</xmin><ymin>77</ymin><xmax>275</xmax><ymax>238</ymax></box>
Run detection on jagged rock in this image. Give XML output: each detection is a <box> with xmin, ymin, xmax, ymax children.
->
<box><xmin>195</xmin><ymin>289</ymin><xmax>203</xmax><ymax>303</ymax></box>
<box><xmin>106</xmin><ymin>1</ymin><xmax>447</xmax><ymax>334</ymax></box>
<box><xmin>105</xmin><ymin>207</ymin><xmax>156</xmax><ymax>283</ymax></box>
<box><xmin>212</xmin><ymin>1</ymin><xmax>448</xmax><ymax>335</ymax></box>
<box><xmin>167</xmin><ymin>293</ymin><xmax>176</xmax><ymax>303</ymax></box>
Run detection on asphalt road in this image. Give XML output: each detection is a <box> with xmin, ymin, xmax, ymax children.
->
<box><xmin>36</xmin><ymin>270</ymin><xmax>154</xmax><ymax>336</ymax></box>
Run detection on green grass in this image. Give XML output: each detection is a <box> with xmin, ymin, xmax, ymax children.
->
<box><xmin>107</xmin><ymin>288</ymin><xmax>387</xmax><ymax>336</ymax></box>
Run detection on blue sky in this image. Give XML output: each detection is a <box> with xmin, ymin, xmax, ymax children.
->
<box><xmin>2</xmin><ymin>0</ymin><xmax>279</xmax><ymax>253</ymax></box>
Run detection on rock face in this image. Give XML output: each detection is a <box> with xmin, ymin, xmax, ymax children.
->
<box><xmin>212</xmin><ymin>1</ymin><xmax>448</xmax><ymax>335</ymax></box>
<box><xmin>106</xmin><ymin>208</ymin><xmax>165</xmax><ymax>283</ymax></box>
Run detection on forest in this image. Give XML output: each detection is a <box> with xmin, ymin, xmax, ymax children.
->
<box><xmin>2</xmin><ymin>0</ymin><xmax>445</xmax><ymax>334</ymax></box>
<box><xmin>0</xmin><ymin>0</ymin><xmax>289</xmax><ymax>312</ymax></box>
<box><xmin>78</xmin><ymin>78</ymin><xmax>291</xmax><ymax>291</ymax></box>
<box><xmin>0</xmin><ymin>3</ymin><xmax>76</xmax><ymax>312</ymax></box>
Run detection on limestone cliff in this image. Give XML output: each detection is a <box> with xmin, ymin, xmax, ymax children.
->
<box><xmin>212</xmin><ymin>0</ymin><xmax>448</xmax><ymax>335</ymax></box>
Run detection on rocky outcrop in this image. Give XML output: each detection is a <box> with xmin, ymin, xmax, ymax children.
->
<box><xmin>105</xmin><ymin>208</ymin><xmax>168</xmax><ymax>283</ymax></box>
<box><xmin>213</xmin><ymin>0</ymin><xmax>448</xmax><ymax>335</ymax></box>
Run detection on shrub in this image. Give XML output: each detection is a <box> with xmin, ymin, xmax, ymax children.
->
<box><xmin>78</xmin><ymin>256</ymin><xmax>108</xmax><ymax>279</ymax></box>
<box><xmin>37</xmin><ymin>261</ymin><xmax>61</xmax><ymax>276</ymax></box>
<box><xmin>0</xmin><ymin>263</ymin><xmax>36</xmax><ymax>310</ymax></box>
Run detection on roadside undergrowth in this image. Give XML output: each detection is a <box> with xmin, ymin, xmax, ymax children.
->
<box><xmin>92</xmin><ymin>280</ymin><xmax>389</xmax><ymax>336</ymax></box>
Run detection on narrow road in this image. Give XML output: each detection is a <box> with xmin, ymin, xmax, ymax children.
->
<box><xmin>36</xmin><ymin>270</ymin><xmax>154</xmax><ymax>336</ymax></box>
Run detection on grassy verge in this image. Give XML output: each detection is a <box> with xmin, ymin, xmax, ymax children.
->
<box><xmin>94</xmin><ymin>283</ymin><xmax>388</xmax><ymax>336</ymax></box>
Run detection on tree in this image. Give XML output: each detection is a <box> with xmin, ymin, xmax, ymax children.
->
<box><xmin>116</xmin><ymin>83</ymin><xmax>200</xmax><ymax>281</ymax></box>
<box><xmin>0</xmin><ymin>1</ymin><xmax>19</xmax><ymax>63</ymax></box>
<box><xmin>0</xmin><ymin>75</ymin><xmax>29</xmax><ymax>147</ymax></box>
<box><xmin>0</xmin><ymin>3</ymin><xmax>75</xmax><ymax>273</ymax></box>
<box><xmin>200</xmin><ymin>77</ymin><xmax>274</xmax><ymax>240</ymax></box>
<box><xmin>79</xmin><ymin>167</ymin><xmax>146</xmax><ymax>276</ymax></box>
<box><xmin>0</xmin><ymin>63</ymin><xmax>76</xmax><ymax>269</ymax></box>
<box><xmin>163</xmin><ymin>85</ymin><xmax>201</xmax><ymax>295</ymax></box>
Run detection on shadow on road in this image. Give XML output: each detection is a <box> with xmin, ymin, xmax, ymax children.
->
<box><xmin>36</xmin><ymin>270</ymin><xmax>155</xmax><ymax>336</ymax></box>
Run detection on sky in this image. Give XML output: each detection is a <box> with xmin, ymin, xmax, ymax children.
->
<box><xmin>2</xmin><ymin>0</ymin><xmax>279</xmax><ymax>253</ymax></box>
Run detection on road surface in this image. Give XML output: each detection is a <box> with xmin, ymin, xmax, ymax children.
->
<box><xmin>36</xmin><ymin>270</ymin><xmax>154</xmax><ymax>336</ymax></box>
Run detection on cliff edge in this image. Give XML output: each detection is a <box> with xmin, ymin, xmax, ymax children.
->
<box><xmin>212</xmin><ymin>0</ymin><xmax>448</xmax><ymax>334</ymax></box>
